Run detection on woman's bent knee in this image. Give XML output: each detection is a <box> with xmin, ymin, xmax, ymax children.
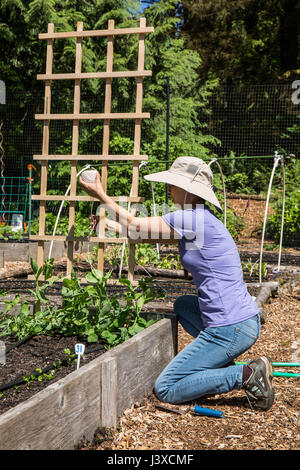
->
<box><xmin>154</xmin><ymin>375</ymin><xmax>175</xmax><ymax>403</ymax></box>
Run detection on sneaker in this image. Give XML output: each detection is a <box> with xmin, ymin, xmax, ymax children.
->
<box><xmin>242</xmin><ymin>356</ymin><xmax>274</xmax><ymax>411</ymax></box>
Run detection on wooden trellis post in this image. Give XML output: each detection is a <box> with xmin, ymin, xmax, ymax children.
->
<box><xmin>31</xmin><ymin>18</ymin><xmax>154</xmax><ymax>281</ymax></box>
<box><xmin>98</xmin><ymin>19</ymin><xmax>114</xmax><ymax>273</ymax></box>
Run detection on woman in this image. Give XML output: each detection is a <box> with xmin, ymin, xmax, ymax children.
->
<box><xmin>80</xmin><ymin>156</ymin><xmax>274</xmax><ymax>411</ymax></box>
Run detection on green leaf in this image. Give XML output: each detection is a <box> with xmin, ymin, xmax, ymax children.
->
<box><xmin>136</xmin><ymin>296</ymin><xmax>145</xmax><ymax>312</ymax></box>
<box><xmin>137</xmin><ymin>316</ymin><xmax>148</xmax><ymax>327</ymax></box>
<box><xmin>63</xmin><ymin>278</ymin><xmax>73</xmax><ymax>288</ymax></box>
<box><xmin>101</xmin><ymin>330</ymin><xmax>118</xmax><ymax>343</ymax></box>
<box><xmin>87</xmin><ymin>333</ymin><xmax>98</xmax><ymax>343</ymax></box>
<box><xmin>43</xmin><ymin>259</ymin><xmax>54</xmax><ymax>280</ymax></box>
<box><xmin>85</xmin><ymin>271</ymin><xmax>99</xmax><ymax>284</ymax></box>
<box><xmin>20</xmin><ymin>302</ymin><xmax>29</xmax><ymax>315</ymax></box>
<box><xmin>36</xmin><ymin>266</ymin><xmax>43</xmax><ymax>281</ymax></box>
<box><xmin>128</xmin><ymin>324</ymin><xmax>144</xmax><ymax>336</ymax></box>
<box><xmin>101</xmin><ymin>301</ymin><xmax>112</xmax><ymax>315</ymax></box>
<box><xmin>30</xmin><ymin>258</ymin><xmax>38</xmax><ymax>275</ymax></box>
<box><xmin>118</xmin><ymin>277</ymin><xmax>133</xmax><ymax>289</ymax></box>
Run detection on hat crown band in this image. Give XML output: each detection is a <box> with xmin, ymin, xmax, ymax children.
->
<box><xmin>143</xmin><ymin>156</ymin><xmax>222</xmax><ymax>212</ymax></box>
<box><xmin>169</xmin><ymin>161</ymin><xmax>213</xmax><ymax>188</ymax></box>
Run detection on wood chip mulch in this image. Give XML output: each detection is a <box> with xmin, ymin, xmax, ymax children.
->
<box><xmin>81</xmin><ymin>276</ymin><xmax>300</xmax><ymax>451</ymax></box>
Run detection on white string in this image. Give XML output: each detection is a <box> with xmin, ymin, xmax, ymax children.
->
<box><xmin>48</xmin><ymin>164</ymin><xmax>94</xmax><ymax>260</ymax></box>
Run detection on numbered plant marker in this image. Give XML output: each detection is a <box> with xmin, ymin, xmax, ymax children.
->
<box><xmin>75</xmin><ymin>343</ymin><xmax>85</xmax><ymax>369</ymax></box>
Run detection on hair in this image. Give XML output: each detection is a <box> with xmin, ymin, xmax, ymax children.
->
<box><xmin>185</xmin><ymin>192</ymin><xmax>205</xmax><ymax>208</ymax></box>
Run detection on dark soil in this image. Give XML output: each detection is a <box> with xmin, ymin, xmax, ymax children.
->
<box><xmin>0</xmin><ymin>333</ymin><xmax>106</xmax><ymax>414</ymax></box>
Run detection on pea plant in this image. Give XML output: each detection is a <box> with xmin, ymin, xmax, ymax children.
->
<box><xmin>0</xmin><ymin>258</ymin><xmax>165</xmax><ymax>349</ymax></box>
<box><xmin>241</xmin><ymin>258</ymin><xmax>268</xmax><ymax>279</ymax></box>
<box><xmin>0</xmin><ymin>225</ymin><xmax>23</xmax><ymax>241</ymax></box>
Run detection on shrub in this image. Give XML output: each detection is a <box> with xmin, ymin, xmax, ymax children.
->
<box><xmin>265</xmin><ymin>190</ymin><xmax>300</xmax><ymax>247</ymax></box>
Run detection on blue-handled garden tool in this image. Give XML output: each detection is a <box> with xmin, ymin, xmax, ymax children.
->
<box><xmin>155</xmin><ymin>404</ymin><xmax>225</xmax><ymax>418</ymax></box>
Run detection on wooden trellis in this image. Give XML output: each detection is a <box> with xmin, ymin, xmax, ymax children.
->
<box><xmin>30</xmin><ymin>18</ymin><xmax>154</xmax><ymax>280</ymax></box>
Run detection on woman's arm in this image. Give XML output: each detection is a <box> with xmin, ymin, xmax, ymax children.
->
<box><xmin>90</xmin><ymin>215</ymin><xmax>123</xmax><ymax>235</ymax></box>
<box><xmin>79</xmin><ymin>172</ymin><xmax>175</xmax><ymax>242</ymax></box>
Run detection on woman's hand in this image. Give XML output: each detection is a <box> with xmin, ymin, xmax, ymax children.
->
<box><xmin>79</xmin><ymin>171</ymin><xmax>105</xmax><ymax>201</ymax></box>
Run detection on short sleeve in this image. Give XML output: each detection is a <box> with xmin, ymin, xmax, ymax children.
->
<box><xmin>162</xmin><ymin>209</ymin><xmax>198</xmax><ymax>241</ymax></box>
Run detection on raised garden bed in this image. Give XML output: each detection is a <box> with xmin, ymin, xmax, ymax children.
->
<box><xmin>0</xmin><ymin>259</ymin><xmax>179</xmax><ymax>449</ymax></box>
<box><xmin>0</xmin><ymin>316</ymin><xmax>176</xmax><ymax>450</ymax></box>
<box><xmin>0</xmin><ymin>333</ymin><xmax>107</xmax><ymax>413</ymax></box>
<box><xmin>0</xmin><ymin>255</ymin><xmax>279</xmax><ymax>450</ymax></box>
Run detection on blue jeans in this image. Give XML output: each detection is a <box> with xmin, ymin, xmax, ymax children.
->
<box><xmin>154</xmin><ymin>295</ymin><xmax>261</xmax><ymax>404</ymax></box>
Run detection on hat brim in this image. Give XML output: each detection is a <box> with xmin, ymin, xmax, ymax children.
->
<box><xmin>144</xmin><ymin>170</ymin><xmax>223</xmax><ymax>213</ymax></box>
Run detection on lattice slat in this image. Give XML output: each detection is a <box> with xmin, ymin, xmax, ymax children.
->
<box><xmin>30</xmin><ymin>235</ymin><xmax>171</xmax><ymax>244</ymax></box>
<box><xmin>37</xmin><ymin>71</ymin><xmax>152</xmax><ymax>80</ymax></box>
<box><xmin>66</xmin><ymin>21</ymin><xmax>83</xmax><ymax>275</ymax></box>
<box><xmin>38</xmin><ymin>26</ymin><xmax>154</xmax><ymax>40</ymax></box>
<box><xmin>33</xmin><ymin>154</ymin><xmax>148</xmax><ymax>161</ymax></box>
<box><xmin>31</xmin><ymin>195</ymin><xmax>145</xmax><ymax>202</ymax></box>
<box><xmin>35</xmin><ymin>112</ymin><xmax>150</xmax><ymax>120</ymax></box>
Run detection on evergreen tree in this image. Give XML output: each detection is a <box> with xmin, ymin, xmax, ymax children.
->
<box><xmin>179</xmin><ymin>0</ymin><xmax>300</xmax><ymax>85</ymax></box>
<box><xmin>0</xmin><ymin>0</ymin><xmax>140</xmax><ymax>95</ymax></box>
<box><xmin>0</xmin><ymin>0</ymin><xmax>220</xmax><ymax>192</ymax></box>
<box><xmin>142</xmin><ymin>0</ymin><xmax>219</xmax><ymax>161</ymax></box>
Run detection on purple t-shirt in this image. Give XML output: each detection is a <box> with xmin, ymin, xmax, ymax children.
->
<box><xmin>162</xmin><ymin>205</ymin><xmax>259</xmax><ymax>328</ymax></box>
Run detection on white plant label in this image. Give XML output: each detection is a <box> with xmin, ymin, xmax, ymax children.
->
<box><xmin>75</xmin><ymin>343</ymin><xmax>85</xmax><ymax>369</ymax></box>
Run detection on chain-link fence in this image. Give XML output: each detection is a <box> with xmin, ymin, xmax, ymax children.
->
<box><xmin>1</xmin><ymin>83</ymin><xmax>300</xmax><ymax>171</ymax></box>
<box><xmin>207</xmin><ymin>84</ymin><xmax>300</xmax><ymax>158</ymax></box>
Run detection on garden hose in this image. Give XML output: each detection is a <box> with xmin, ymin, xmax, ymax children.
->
<box><xmin>235</xmin><ymin>361</ymin><xmax>300</xmax><ymax>378</ymax></box>
<box><xmin>5</xmin><ymin>334</ymin><xmax>34</xmax><ymax>353</ymax></box>
<box><xmin>119</xmin><ymin>161</ymin><xmax>160</xmax><ymax>278</ymax></box>
<box><xmin>277</xmin><ymin>157</ymin><xmax>285</xmax><ymax>274</ymax></box>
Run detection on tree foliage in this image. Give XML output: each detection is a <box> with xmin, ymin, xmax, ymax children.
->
<box><xmin>0</xmin><ymin>0</ymin><xmax>140</xmax><ymax>94</ymax></box>
<box><xmin>0</xmin><ymin>0</ymin><xmax>220</xmax><ymax>177</ymax></box>
<box><xmin>179</xmin><ymin>0</ymin><xmax>300</xmax><ymax>85</ymax></box>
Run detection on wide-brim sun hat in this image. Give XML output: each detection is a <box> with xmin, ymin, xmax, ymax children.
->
<box><xmin>144</xmin><ymin>156</ymin><xmax>222</xmax><ymax>212</ymax></box>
